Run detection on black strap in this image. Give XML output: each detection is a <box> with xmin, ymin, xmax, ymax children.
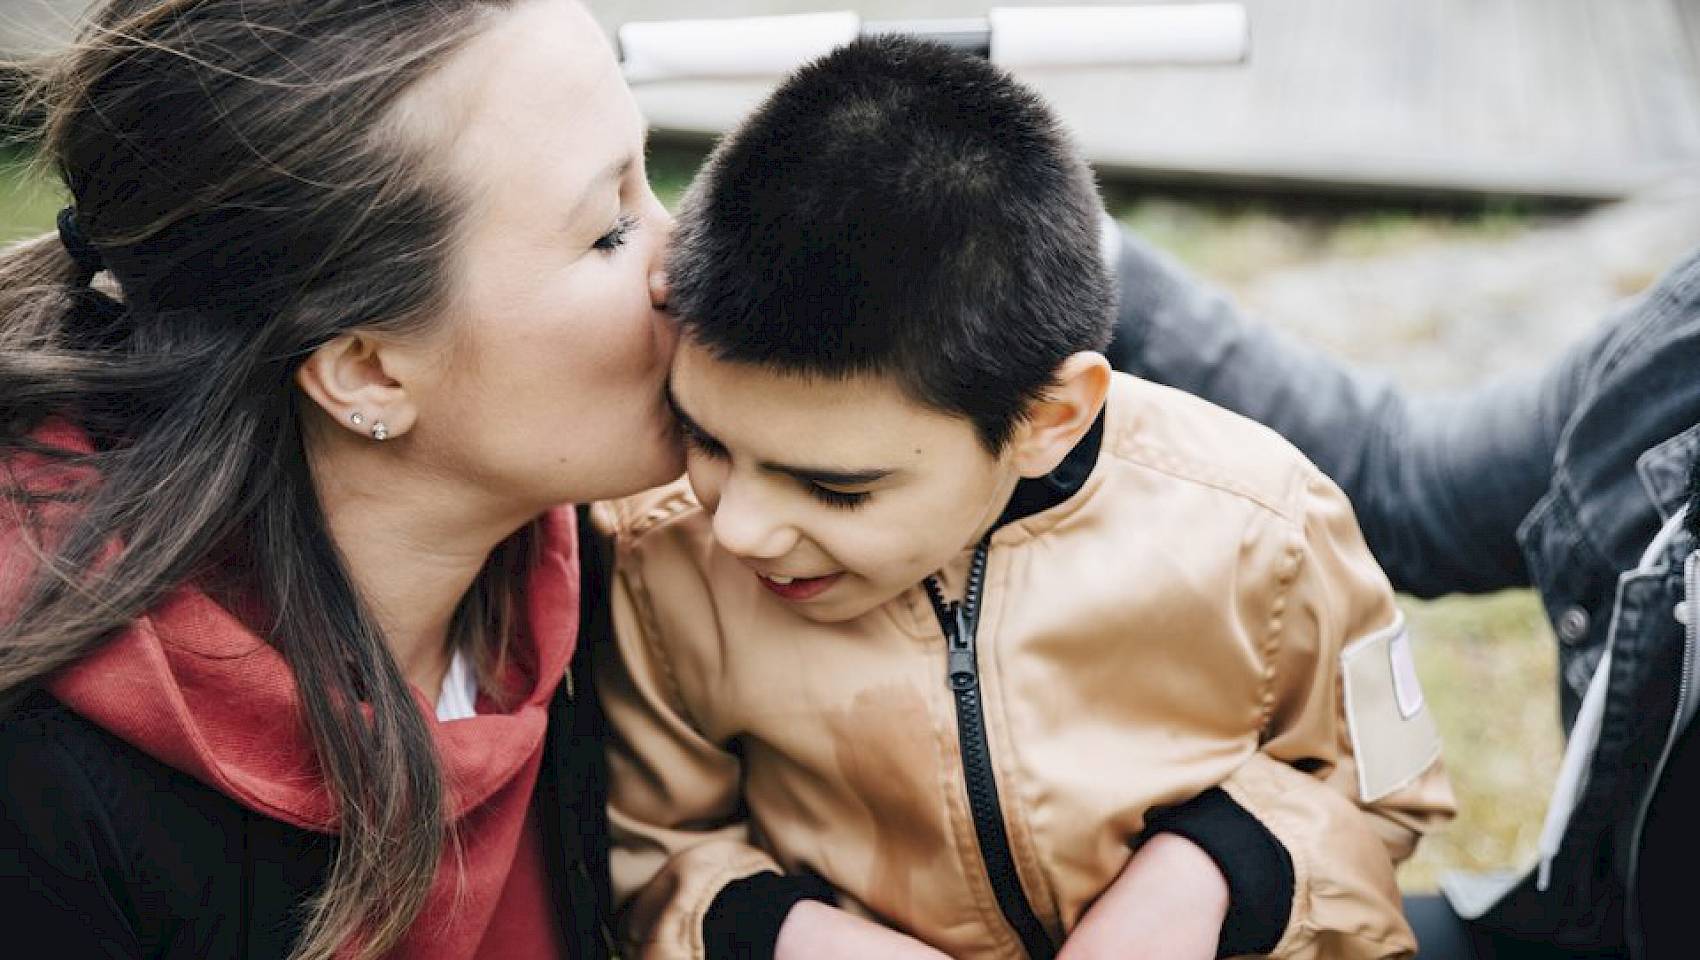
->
<box><xmin>56</xmin><ymin>207</ymin><xmax>105</xmax><ymax>286</ymax></box>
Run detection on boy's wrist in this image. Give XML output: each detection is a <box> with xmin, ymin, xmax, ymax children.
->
<box><xmin>703</xmin><ymin>870</ymin><xmax>837</xmax><ymax>960</ymax></box>
<box><xmin>1136</xmin><ymin>832</ymin><xmax>1232</xmax><ymax>914</ymax></box>
<box><xmin>1144</xmin><ymin>787</ymin><xmax>1294</xmax><ymax>957</ymax></box>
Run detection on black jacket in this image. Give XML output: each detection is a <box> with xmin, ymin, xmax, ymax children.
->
<box><xmin>1109</xmin><ymin>226</ymin><xmax>1700</xmax><ymax>959</ymax></box>
<box><xmin>0</xmin><ymin>511</ymin><xmax>616</xmax><ymax>960</ymax></box>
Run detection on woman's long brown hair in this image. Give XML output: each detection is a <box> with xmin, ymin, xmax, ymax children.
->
<box><xmin>0</xmin><ymin>2</ymin><xmax>541</xmax><ymax>957</ymax></box>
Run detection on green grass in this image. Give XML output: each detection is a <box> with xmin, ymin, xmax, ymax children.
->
<box><xmin>1103</xmin><ymin>190</ymin><xmax>1544</xmax><ymax>286</ymax></box>
<box><xmin>0</xmin><ymin>149</ymin><xmax>63</xmax><ymax>241</ymax></box>
<box><xmin>1396</xmin><ymin>591</ymin><xmax>1560</xmax><ymax>891</ymax></box>
<box><xmin>648</xmin><ymin>138</ymin><xmax>710</xmax><ymax>210</ymax></box>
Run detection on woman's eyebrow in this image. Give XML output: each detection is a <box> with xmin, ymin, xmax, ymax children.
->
<box><xmin>567</xmin><ymin>155</ymin><xmax>633</xmax><ymax>223</ymax></box>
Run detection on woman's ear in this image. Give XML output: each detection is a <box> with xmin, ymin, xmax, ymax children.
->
<box><xmin>1009</xmin><ymin>352</ymin><xmax>1111</xmax><ymax>479</ymax></box>
<box><xmin>294</xmin><ymin>333</ymin><xmax>420</xmax><ymax>441</ymax></box>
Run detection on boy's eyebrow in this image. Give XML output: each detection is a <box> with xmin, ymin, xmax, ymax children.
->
<box><xmin>665</xmin><ymin>380</ymin><xmax>897</xmax><ymax>487</ymax></box>
<box><xmin>769</xmin><ymin>462</ymin><xmax>895</xmax><ymax>487</ymax></box>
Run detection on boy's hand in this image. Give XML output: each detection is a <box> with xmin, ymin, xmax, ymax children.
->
<box><xmin>773</xmin><ymin>899</ymin><xmax>951</xmax><ymax>960</ymax></box>
<box><xmin>1058</xmin><ymin>832</ymin><xmax>1230</xmax><ymax>960</ymax></box>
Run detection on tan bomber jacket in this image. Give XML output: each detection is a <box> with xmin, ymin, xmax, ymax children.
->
<box><xmin>596</xmin><ymin>373</ymin><xmax>1455</xmax><ymax>960</ymax></box>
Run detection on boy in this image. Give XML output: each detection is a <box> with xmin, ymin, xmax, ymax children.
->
<box><xmin>596</xmin><ymin>37</ymin><xmax>1453</xmax><ymax>960</ymax></box>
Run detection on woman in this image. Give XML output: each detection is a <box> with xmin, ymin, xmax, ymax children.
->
<box><xmin>0</xmin><ymin>1</ymin><xmax>675</xmax><ymax>957</ymax></box>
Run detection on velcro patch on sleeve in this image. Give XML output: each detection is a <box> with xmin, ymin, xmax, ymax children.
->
<box><xmin>1340</xmin><ymin>613</ymin><xmax>1442</xmax><ymax>803</ymax></box>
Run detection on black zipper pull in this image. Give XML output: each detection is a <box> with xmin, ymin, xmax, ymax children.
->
<box><xmin>926</xmin><ymin>583</ymin><xmax>981</xmax><ymax>693</ymax></box>
<box><xmin>947</xmin><ymin>602</ymin><xmax>978</xmax><ymax>691</ymax></box>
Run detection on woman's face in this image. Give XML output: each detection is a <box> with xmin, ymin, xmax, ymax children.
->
<box><xmin>398</xmin><ymin>0</ymin><xmax>681</xmax><ymax>511</ymax></box>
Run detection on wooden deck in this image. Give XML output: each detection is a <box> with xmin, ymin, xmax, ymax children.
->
<box><xmin>594</xmin><ymin>0</ymin><xmax>1700</xmax><ymax>199</ymax></box>
<box><xmin>5</xmin><ymin>0</ymin><xmax>1698</xmax><ymax>198</ymax></box>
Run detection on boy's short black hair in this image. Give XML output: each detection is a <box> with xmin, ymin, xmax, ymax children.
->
<box><xmin>667</xmin><ymin>35</ymin><xmax>1114</xmax><ymax>451</ymax></box>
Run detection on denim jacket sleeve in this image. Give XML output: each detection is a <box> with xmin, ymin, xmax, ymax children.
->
<box><xmin>1104</xmin><ymin>226</ymin><xmax>1593</xmax><ymax>599</ymax></box>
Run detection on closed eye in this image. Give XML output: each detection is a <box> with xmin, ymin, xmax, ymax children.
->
<box><xmin>806</xmin><ymin>484</ymin><xmax>870</xmax><ymax>510</ymax></box>
<box><xmin>593</xmin><ymin>214</ymin><xmax>638</xmax><ymax>252</ymax></box>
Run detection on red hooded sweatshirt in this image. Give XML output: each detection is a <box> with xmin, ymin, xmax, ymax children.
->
<box><xmin>9</xmin><ymin>423</ymin><xmax>580</xmax><ymax>958</ymax></box>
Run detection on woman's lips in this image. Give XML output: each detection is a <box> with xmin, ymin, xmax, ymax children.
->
<box><xmin>756</xmin><ymin>571</ymin><xmax>843</xmax><ymax>602</ymax></box>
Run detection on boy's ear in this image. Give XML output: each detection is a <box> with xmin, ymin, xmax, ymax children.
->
<box><xmin>295</xmin><ymin>332</ymin><xmax>420</xmax><ymax>441</ymax></box>
<box><xmin>1010</xmin><ymin>351</ymin><xmax>1111</xmax><ymax>479</ymax></box>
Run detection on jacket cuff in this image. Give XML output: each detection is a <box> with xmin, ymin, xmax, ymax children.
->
<box><xmin>1146</xmin><ymin>787</ymin><xmax>1294</xmax><ymax>957</ymax></box>
<box><xmin>702</xmin><ymin>871</ymin><xmax>837</xmax><ymax>960</ymax></box>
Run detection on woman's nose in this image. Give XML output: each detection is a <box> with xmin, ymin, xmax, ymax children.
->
<box><xmin>649</xmin><ymin>264</ymin><xmax>670</xmax><ymax>313</ymax></box>
<box><xmin>646</xmin><ymin>201</ymin><xmax>676</xmax><ymax>310</ymax></box>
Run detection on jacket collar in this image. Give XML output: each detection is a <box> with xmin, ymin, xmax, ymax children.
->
<box><xmin>994</xmin><ymin>406</ymin><xmax>1107</xmax><ymax>530</ymax></box>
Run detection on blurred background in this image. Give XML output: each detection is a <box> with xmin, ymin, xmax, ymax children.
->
<box><xmin>4</xmin><ymin>0</ymin><xmax>1700</xmax><ymax>893</ymax></box>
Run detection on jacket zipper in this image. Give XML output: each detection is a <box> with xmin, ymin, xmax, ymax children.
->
<box><xmin>923</xmin><ymin>539</ymin><xmax>1056</xmax><ymax>959</ymax></box>
<box><xmin>1625</xmin><ymin>549</ymin><xmax>1698</xmax><ymax>959</ymax></box>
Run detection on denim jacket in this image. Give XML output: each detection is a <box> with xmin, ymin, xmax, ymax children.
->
<box><xmin>1105</xmin><ymin>228</ymin><xmax>1700</xmax><ymax>959</ymax></box>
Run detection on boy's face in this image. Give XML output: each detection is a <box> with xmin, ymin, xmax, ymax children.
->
<box><xmin>668</xmin><ymin>340</ymin><xmax>1024</xmax><ymax>623</ymax></box>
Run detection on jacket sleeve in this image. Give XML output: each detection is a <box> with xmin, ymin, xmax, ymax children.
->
<box><xmin>596</xmin><ymin>549</ymin><xmax>796</xmax><ymax>960</ymax></box>
<box><xmin>1105</xmin><ymin>225</ymin><xmax>1590</xmax><ymax>598</ymax></box>
<box><xmin>1219</xmin><ymin>470</ymin><xmax>1456</xmax><ymax>960</ymax></box>
<box><xmin>0</xmin><ymin>721</ymin><xmax>144</xmax><ymax>959</ymax></box>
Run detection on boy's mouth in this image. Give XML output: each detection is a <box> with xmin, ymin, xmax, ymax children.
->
<box><xmin>756</xmin><ymin>571</ymin><xmax>843</xmax><ymax>602</ymax></box>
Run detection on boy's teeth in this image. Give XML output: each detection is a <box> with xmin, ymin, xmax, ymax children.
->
<box><xmin>768</xmin><ymin>574</ymin><xmax>796</xmax><ymax>585</ymax></box>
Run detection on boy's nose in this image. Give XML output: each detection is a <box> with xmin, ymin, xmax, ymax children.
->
<box><xmin>647</xmin><ymin>223</ymin><xmax>675</xmax><ymax>312</ymax></box>
<box><xmin>710</xmin><ymin>482</ymin><xmax>799</xmax><ymax>563</ymax></box>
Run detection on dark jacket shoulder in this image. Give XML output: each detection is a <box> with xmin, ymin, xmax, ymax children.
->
<box><xmin>0</xmin><ymin>507</ymin><xmax>617</xmax><ymax>960</ymax></box>
<box><xmin>0</xmin><ymin>690</ymin><xmax>334</xmax><ymax>959</ymax></box>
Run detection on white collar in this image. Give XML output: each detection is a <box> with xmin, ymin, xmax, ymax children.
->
<box><xmin>434</xmin><ymin>647</ymin><xmax>479</xmax><ymax>721</ymax></box>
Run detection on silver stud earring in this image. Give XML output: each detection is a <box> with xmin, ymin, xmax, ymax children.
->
<box><xmin>371</xmin><ymin>421</ymin><xmax>389</xmax><ymax>442</ymax></box>
<box><xmin>349</xmin><ymin>411</ymin><xmax>365</xmax><ymax>427</ymax></box>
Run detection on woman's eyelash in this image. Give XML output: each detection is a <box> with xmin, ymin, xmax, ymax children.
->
<box><xmin>593</xmin><ymin>214</ymin><xmax>638</xmax><ymax>252</ymax></box>
<box><xmin>807</xmin><ymin>485</ymin><xmax>870</xmax><ymax>510</ymax></box>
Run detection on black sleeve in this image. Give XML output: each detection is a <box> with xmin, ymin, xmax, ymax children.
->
<box><xmin>1144</xmin><ymin>787</ymin><xmax>1294</xmax><ymax>958</ymax></box>
<box><xmin>0</xmin><ymin>721</ymin><xmax>144</xmax><ymax>959</ymax></box>
<box><xmin>702</xmin><ymin>871</ymin><xmax>837</xmax><ymax>960</ymax></box>
<box><xmin>570</xmin><ymin>504</ymin><xmax>617</xmax><ymax>921</ymax></box>
<box><xmin>1107</xmin><ymin>225</ymin><xmax>1587</xmax><ymax>598</ymax></box>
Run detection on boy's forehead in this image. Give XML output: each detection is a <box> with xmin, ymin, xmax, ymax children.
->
<box><xmin>671</xmin><ymin>345</ymin><xmax>902</xmax><ymax>433</ymax></box>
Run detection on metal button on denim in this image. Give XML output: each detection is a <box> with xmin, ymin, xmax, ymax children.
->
<box><xmin>1558</xmin><ymin>606</ymin><xmax>1591</xmax><ymax>645</ymax></box>
<box><xmin>1677</xmin><ymin>602</ymin><xmax>1693</xmax><ymax>627</ymax></box>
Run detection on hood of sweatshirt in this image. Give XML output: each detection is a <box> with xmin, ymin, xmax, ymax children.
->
<box><xmin>6</xmin><ymin>420</ymin><xmax>581</xmax><ymax>956</ymax></box>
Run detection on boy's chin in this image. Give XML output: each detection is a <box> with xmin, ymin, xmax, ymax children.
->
<box><xmin>793</xmin><ymin>601</ymin><xmax>874</xmax><ymax>625</ymax></box>
<box><xmin>790</xmin><ymin>582</ymin><xmax>900</xmax><ymax>625</ymax></box>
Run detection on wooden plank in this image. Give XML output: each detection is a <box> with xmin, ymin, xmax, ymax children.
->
<box><xmin>1680</xmin><ymin>0</ymin><xmax>1700</xmax><ymax>68</ymax></box>
<box><xmin>2</xmin><ymin>0</ymin><xmax>1694</xmax><ymax>199</ymax></box>
<box><xmin>601</xmin><ymin>0</ymin><xmax>1700</xmax><ymax>200</ymax></box>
